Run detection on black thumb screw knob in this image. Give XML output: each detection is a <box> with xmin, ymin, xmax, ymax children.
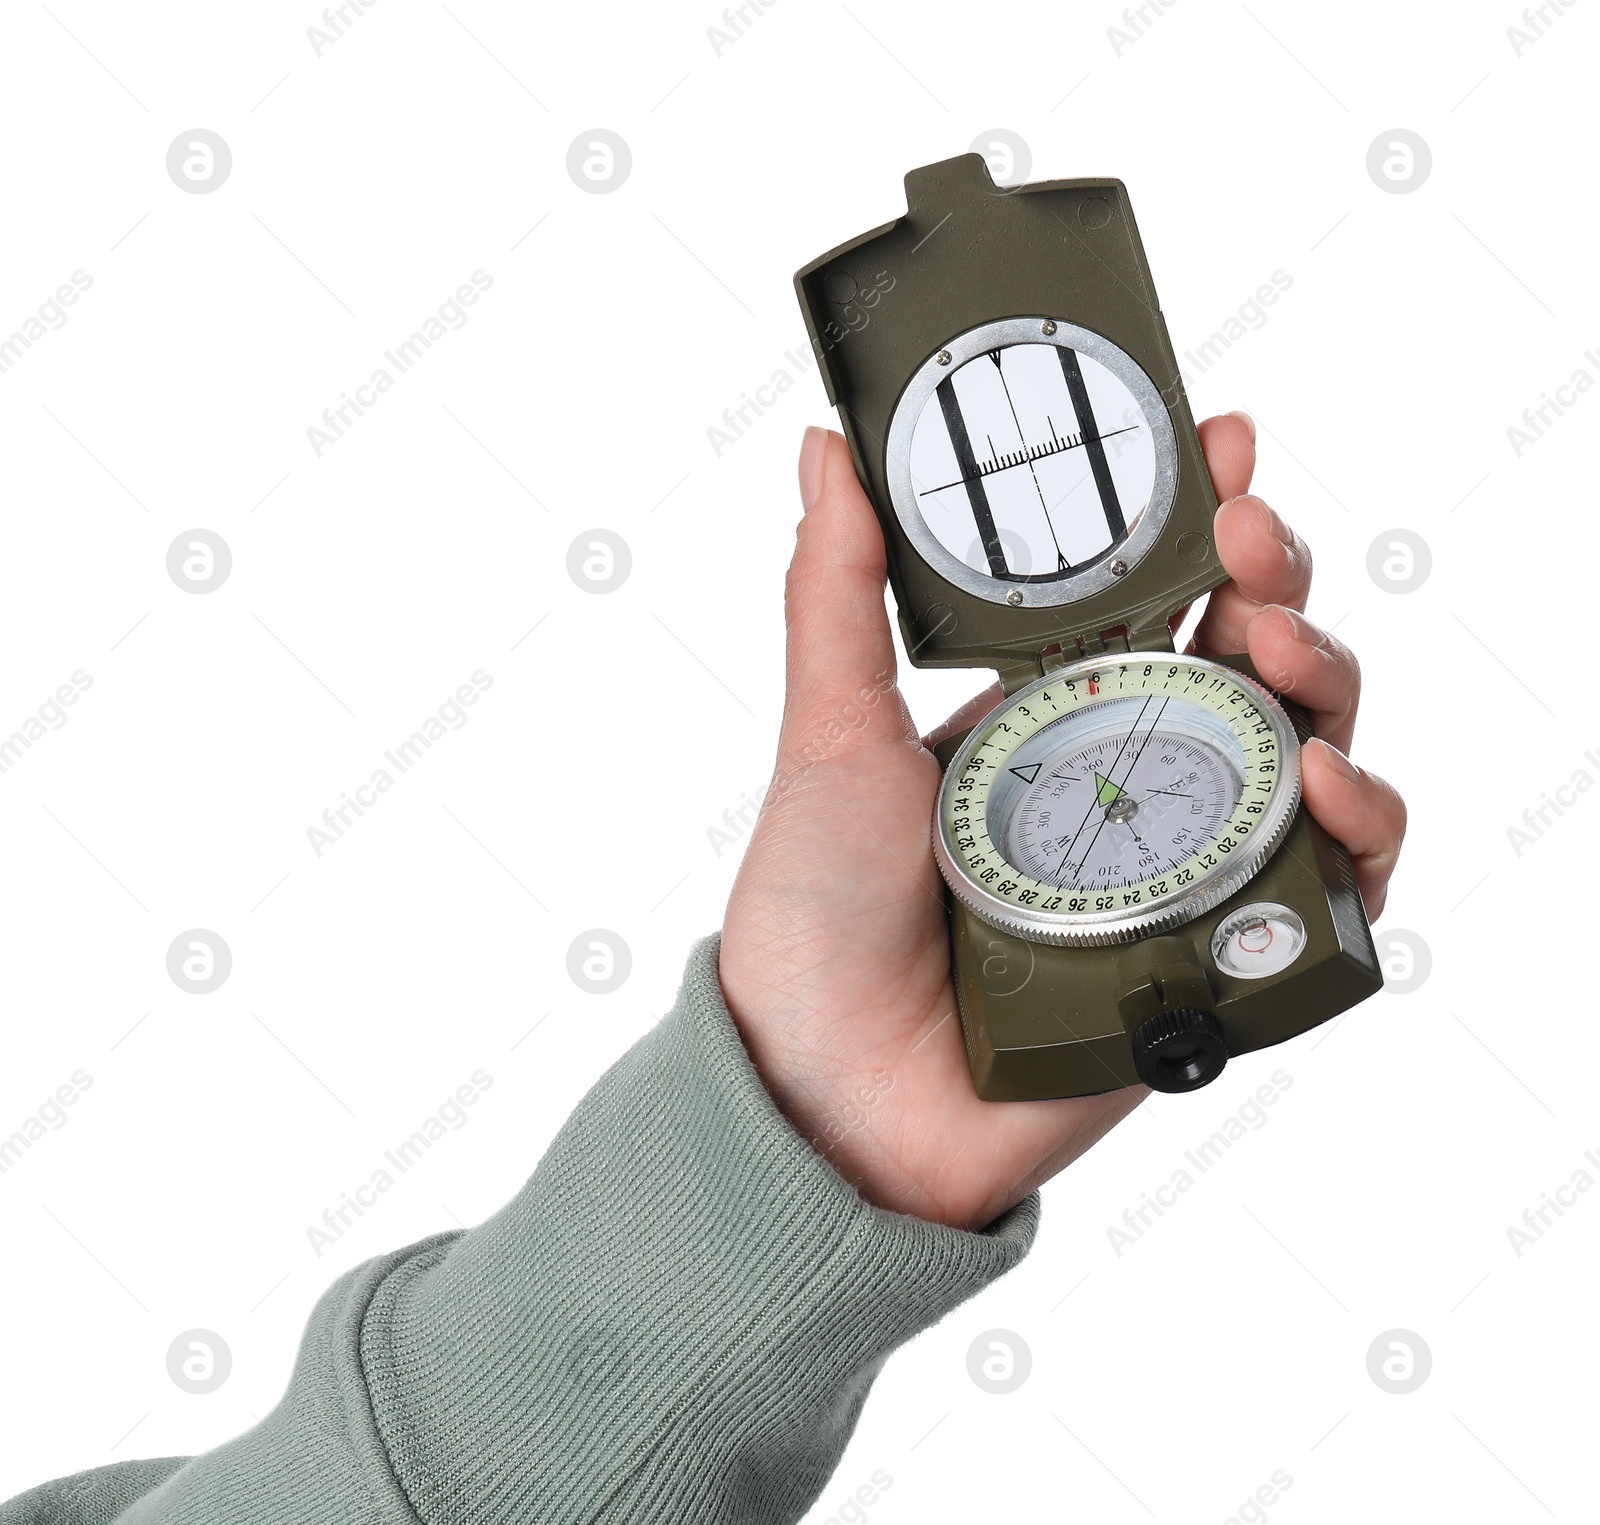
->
<box><xmin>1132</xmin><ymin>1008</ymin><xmax>1228</xmax><ymax>1093</ymax></box>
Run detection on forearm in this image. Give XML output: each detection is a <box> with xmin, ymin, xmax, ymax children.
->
<box><xmin>358</xmin><ymin>933</ymin><xmax>1036</xmax><ymax>1523</ymax></box>
<box><xmin>4</xmin><ymin>936</ymin><xmax>1036</xmax><ymax>1525</ymax></box>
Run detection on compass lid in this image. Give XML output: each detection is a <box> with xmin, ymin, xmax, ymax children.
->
<box><xmin>795</xmin><ymin>154</ymin><xmax>1227</xmax><ymax>689</ymax></box>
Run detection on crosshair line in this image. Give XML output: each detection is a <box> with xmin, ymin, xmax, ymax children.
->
<box><xmin>919</xmin><ymin>425</ymin><xmax>1139</xmax><ymax>496</ymax></box>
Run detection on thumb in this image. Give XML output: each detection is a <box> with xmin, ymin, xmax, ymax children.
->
<box><xmin>782</xmin><ymin>427</ymin><xmax>906</xmax><ymax>738</ymax></box>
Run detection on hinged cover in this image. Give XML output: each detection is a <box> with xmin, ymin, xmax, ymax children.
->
<box><xmin>794</xmin><ymin>154</ymin><xmax>1227</xmax><ymax>686</ymax></box>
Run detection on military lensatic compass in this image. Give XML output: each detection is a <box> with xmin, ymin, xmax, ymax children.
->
<box><xmin>795</xmin><ymin>154</ymin><xmax>1381</xmax><ymax>1101</ymax></box>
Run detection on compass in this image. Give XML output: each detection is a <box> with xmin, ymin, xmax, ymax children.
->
<box><xmin>794</xmin><ymin>154</ymin><xmax>1382</xmax><ymax>1100</ymax></box>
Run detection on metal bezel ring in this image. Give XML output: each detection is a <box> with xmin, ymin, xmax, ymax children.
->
<box><xmin>932</xmin><ymin>654</ymin><xmax>1303</xmax><ymax>947</ymax></box>
<box><xmin>884</xmin><ymin>316</ymin><xmax>1180</xmax><ymax>609</ymax></box>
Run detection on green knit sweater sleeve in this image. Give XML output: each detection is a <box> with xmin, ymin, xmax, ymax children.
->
<box><xmin>1</xmin><ymin>935</ymin><xmax>1038</xmax><ymax>1525</ymax></box>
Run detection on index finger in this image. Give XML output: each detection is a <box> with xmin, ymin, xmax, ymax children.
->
<box><xmin>1197</xmin><ymin>412</ymin><xmax>1257</xmax><ymax>502</ymax></box>
<box><xmin>1167</xmin><ymin>412</ymin><xmax>1256</xmax><ymax>635</ymax></box>
<box><xmin>1189</xmin><ymin>495</ymin><xmax>1314</xmax><ymax>658</ymax></box>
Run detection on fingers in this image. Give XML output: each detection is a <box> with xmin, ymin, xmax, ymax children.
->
<box><xmin>1167</xmin><ymin>413</ymin><xmax>1256</xmax><ymax>638</ymax></box>
<box><xmin>783</xmin><ymin>427</ymin><xmax>914</xmax><ymax>745</ymax></box>
<box><xmin>1197</xmin><ymin>411</ymin><xmax>1257</xmax><ymax>503</ymax></box>
<box><xmin>1244</xmin><ymin>605</ymin><xmax>1361</xmax><ymax>753</ymax></box>
<box><xmin>1189</xmin><ymin>494</ymin><xmax>1314</xmax><ymax>657</ymax></box>
<box><xmin>1300</xmin><ymin>739</ymin><xmax>1407</xmax><ymax>919</ymax></box>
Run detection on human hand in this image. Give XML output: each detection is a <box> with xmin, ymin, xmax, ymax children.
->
<box><xmin>718</xmin><ymin>413</ymin><xmax>1406</xmax><ymax>1231</ymax></box>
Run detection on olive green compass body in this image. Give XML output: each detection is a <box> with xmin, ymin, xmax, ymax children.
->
<box><xmin>794</xmin><ymin>153</ymin><xmax>1381</xmax><ymax>1100</ymax></box>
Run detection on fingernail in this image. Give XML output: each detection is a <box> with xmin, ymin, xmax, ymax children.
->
<box><xmin>1227</xmin><ymin>409</ymin><xmax>1256</xmax><ymax>442</ymax></box>
<box><xmin>1312</xmin><ymin>737</ymin><xmax>1359</xmax><ymax>783</ymax></box>
<box><xmin>1275</xmin><ymin>604</ymin><xmax>1316</xmax><ymax>646</ymax></box>
<box><xmin>799</xmin><ymin>426</ymin><xmax>829</xmax><ymax>513</ymax></box>
<box><xmin>1238</xmin><ymin>494</ymin><xmax>1292</xmax><ymax>547</ymax></box>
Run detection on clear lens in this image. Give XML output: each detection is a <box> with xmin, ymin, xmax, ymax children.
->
<box><xmin>907</xmin><ymin>341</ymin><xmax>1155</xmax><ymax>582</ymax></box>
<box><xmin>990</xmin><ymin>696</ymin><xmax>1246</xmax><ymax>892</ymax></box>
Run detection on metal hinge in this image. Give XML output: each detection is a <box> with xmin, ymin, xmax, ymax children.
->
<box><xmin>1038</xmin><ymin>629</ymin><xmax>1132</xmax><ymax>675</ymax></box>
<box><xmin>1002</xmin><ymin>622</ymin><xmax>1175</xmax><ymax>694</ymax></box>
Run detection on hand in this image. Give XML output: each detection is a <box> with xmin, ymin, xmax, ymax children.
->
<box><xmin>718</xmin><ymin>413</ymin><xmax>1406</xmax><ymax>1232</ymax></box>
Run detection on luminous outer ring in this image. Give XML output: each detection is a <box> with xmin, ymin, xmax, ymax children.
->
<box><xmin>883</xmin><ymin>316</ymin><xmax>1179</xmax><ymax>608</ymax></box>
<box><xmin>932</xmin><ymin>653</ymin><xmax>1303</xmax><ymax>947</ymax></box>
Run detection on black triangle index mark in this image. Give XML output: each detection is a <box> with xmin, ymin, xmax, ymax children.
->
<box><xmin>986</xmin><ymin>348</ymin><xmax>1004</xmax><ymax>368</ymax></box>
<box><xmin>1009</xmin><ymin>762</ymin><xmax>1042</xmax><ymax>784</ymax></box>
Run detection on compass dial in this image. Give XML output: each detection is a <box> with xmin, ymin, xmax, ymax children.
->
<box><xmin>934</xmin><ymin>655</ymin><xmax>1302</xmax><ymax>945</ymax></box>
<box><xmin>885</xmin><ymin>317</ymin><xmax>1178</xmax><ymax>609</ymax></box>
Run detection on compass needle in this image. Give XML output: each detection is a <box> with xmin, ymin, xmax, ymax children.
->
<box><xmin>944</xmin><ymin>667</ymin><xmax>1293</xmax><ymax>938</ymax></box>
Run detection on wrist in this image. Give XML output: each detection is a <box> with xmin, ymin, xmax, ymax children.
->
<box><xmin>716</xmin><ymin>964</ymin><xmax>1013</xmax><ymax>1231</ymax></box>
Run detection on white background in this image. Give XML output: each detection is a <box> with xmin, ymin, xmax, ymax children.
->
<box><xmin>0</xmin><ymin>2</ymin><xmax>1593</xmax><ymax>1521</ymax></box>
